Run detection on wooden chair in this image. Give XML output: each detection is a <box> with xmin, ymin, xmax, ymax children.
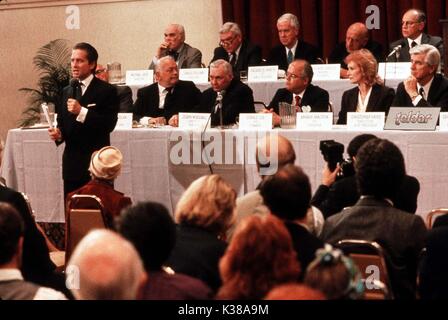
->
<box><xmin>337</xmin><ymin>239</ymin><xmax>393</xmax><ymax>300</ymax></box>
<box><xmin>425</xmin><ymin>208</ymin><xmax>448</xmax><ymax>229</ymax></box>
<box><xmin>65</xmin><ymin>194</ymin><xmax>107</xmax><ymax>264</ymax></box>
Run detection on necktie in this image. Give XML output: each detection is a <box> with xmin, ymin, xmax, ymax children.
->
<box><xmin>162</xmin><ymin>87</ymin><xmax>173</xmax><ymax>109</ymax></box>
<box><xmin>411</xmin><ymin>41</ymin><xmax>417</xmax><ymax>48</ymax></box>
<box><xmin>419</xmin><ymin>87</ymin><xmax>425</xmax><ymax>99</ymax></box>
<box><xmin>287</xmin><ymin>49</ymin><xmax>294</xmax><ymax>65</ymax></box>
<box><xmin>229</xmin><ymin>53</ymin><xmax>236</xmax><ymax>67</ymax></box>
<box><xmin>295</xmin><ymin>95</ymin><xmax>302</xmax><ymax>112</ymax></box>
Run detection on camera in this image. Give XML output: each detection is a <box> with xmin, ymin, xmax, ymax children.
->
<box><xmin>319</xmin><ymin>140</ymin><xmax>355</xmax><ymax>179</ymax></box>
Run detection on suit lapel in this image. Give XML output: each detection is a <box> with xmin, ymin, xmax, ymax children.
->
<box><xmin>79</xmin><ymin>76</ymin><xmax>98</xmax><ymax>106</ymax></box>
<box><xmin>427</xmin><ymin>74</ymin><xmax>441</xmax><ymax>104</ymax></box>
<box><xmin>177</xmin><ymin>45</ymin><xmax>187</xmax><ymax>68</ymax></box>
<box><xmin>366</xmin><ymin>85</ymin><xmax>380</xmax><ymax>112</ymax></box>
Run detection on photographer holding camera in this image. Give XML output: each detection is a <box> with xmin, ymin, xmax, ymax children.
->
<box><xmin>311</xmin><ymin>134</ymin><xmax>420</xmax><ymax>218</ymax></box>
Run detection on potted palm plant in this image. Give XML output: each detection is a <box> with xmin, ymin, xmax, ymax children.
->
<box><xmin>19</xmin><ymin>39</ymin><xmax>72</xmax><ymax>127</ymax></box>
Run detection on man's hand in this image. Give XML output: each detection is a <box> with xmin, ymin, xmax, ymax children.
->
<box><xmin>48</xmin><ymin>127</ymin><xmax>62</xmax><ymax>142</ymax></box>
<box><xmin>168</xmin><ymin>114</ymin><xmax>179</xmax><ymax>127</ymax></box>
<box><xmin>67</xmin><ymin>98</ymin><xmax>82</xmax><ymax>115</ymax></box>
<box><xmin>156</xmin><ymin>41</ymin><xmax>170</xmax><ymax>59</ymax></box>
<box><xmin>404</xmin><ymin>76</ymin><xmax>419</xmax><ymax>99</ymax></box>
<box><xmin>149</xmin><ymin>117</ymin><xmax>167</xmax><ymax>126</ymax></box>
<box><xmin>321</xmin><ymin>163</ymin><xmax>340</xmax><ymax>186</ymax></box>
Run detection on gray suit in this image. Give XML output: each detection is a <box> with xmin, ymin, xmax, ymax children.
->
<box><xmin>387</xmin><ymin>33</ymin><xmax>443</xmax><ymax>62</ymax></box>
<box><xmin>149</xmin><ymin>42</ymin><xmax>202</xmax><ymax>69</ymax></box>
<box><xmin>321</xmin><ymin>197</ymin><xmax>427</xmax><ymax>299</ymax></box>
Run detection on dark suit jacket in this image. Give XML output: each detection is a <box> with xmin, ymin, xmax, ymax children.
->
<box><xmin>311</xmin><ymin>174</ymin><xmax>420</xmax><ymax>219</ymax></box>
<box><xmin>197</xmin><ymin>78</ymin><xmax>255</xmax><ymax>126</ymax></box>
<box><xmin>268</xmin><ymin>84</ymin><xmax>329</xmax><ymax>114</ymax></box>
<box><xmin>211</xmin><ymin>40</ymin><xmax>262</xmax><ymax>78</ymax></box>
<box><xmin>56</xmin><ymin>77</ymin><xmax>119</xmax><ymax>183</ymax></box>
<box><xmin>337</xmin><ymin>84</ymin><xmax>395</xmax><ymax>124</ymax></box>
<box><xmin>0</xmin><ymin>186</ymin><xmax>55</xmax><ymax>284</ymax></box>
<box><xmin>388</xmin><ymin>33</ymin><xmax>443</xmax><ymax>62</ymax></box>
<box><xmin>392</xmin><ymin>73</ymin><xmax>448</xmax><ymax>112</ymax></box>
<box><xmin>149</xmin><ymin>42</ymin><xmax>202</xmax><ymax>69</ymax></box>
<box><xmin>116</xmin><ymin>85</ymin><xmax>133</xmax><ymax>113</ymax></box>
<box><xmin>267</xmin><ymin>41</ymin><xmax>320</xmax><ymax>71</ymax></box>
<box><xmin>328</xmin><ymin>40</ymin><xmax>383</xmax><ymax>68</ymax></box>
<box><xmin>321</xmin><ymin>197</ymin><xmax>427</xmax><ymax>299</ymax></box>
<box><xmin>133</xmin><ymin>80</ymin><xmax>201</xmax><ymax>121</ymax></box>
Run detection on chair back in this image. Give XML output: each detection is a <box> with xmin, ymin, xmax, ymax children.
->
<box><xmin>426</xmin><ymin>208</ymin><xmax>448</xmax><ymax>229</ymax></box>
<box><xmin>337</xmin><ymin>239</ymin><xmax>393</xmax><ymax>300</ymax></box>
<box><xmin>65</xmin><ymin>195</ymin><xmax>107</xmax><ymax>263</ymax></box>
<box><xmin>253</xmin><ymin>101</ymin><xmax>268</xmax><ymax>113</ymax></box>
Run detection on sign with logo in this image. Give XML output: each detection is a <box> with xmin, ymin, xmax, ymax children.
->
<box><xmin>384</xmin><ymin>107</ymin><xmax>440</xmax><ymax>131</ymax></box>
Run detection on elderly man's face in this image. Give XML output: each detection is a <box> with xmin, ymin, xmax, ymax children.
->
<box><xmin>164</xmin><ymin>25</ymin><xmax>184</xmax><ymax>51</ymax></box>
<box><xmin>95</xmin><ymin>64</ymin><xmax>108</xmax><ymax>82</ymax></box>
<box><xmin>410</xmin><ymin>53</ymin><xmax>436</xmax><ymax>84</ymax></box>
<box><xmin>220</xmin><ymin>31</ymin><xmax>242</xmax><ymax>54</ymax></box>
<box><xmin>277</xmin><ymin>21</ymin><xmax>299</xmax><ymax>48</ymax></box>
<box><xmin>401</xmin><ymin>10</ymin><xmax>424</xmax><ymax>39</ymax></box>
<box><xmin>345</xmin><ymin>28</ymin><xmax>368</xmax><ymax>53</ymax></box>
<box><xmin>156</xmin><ymin>59</ymin><xmax>179</xmax><ymax>88</ymax></box>
<box><xmin>285</xmin><ymin>61</ymin><xmax>308</xmax><ymax>94</ymax></box>
<box><xmin>210</xmin><ymin>65</ymin><xmax>233</xmax><ymax>92</ymax></box>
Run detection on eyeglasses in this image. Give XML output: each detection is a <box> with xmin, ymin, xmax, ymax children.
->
<box><xmin>286</xmin><ymin>72</ymin><xmax>300</xmax><ymax>80</ymax></box>
<box><xmin>219</xmin><ymin>35</ymin><xmax>237</xmax><ymax>47</ymax></box>
<box><xmin>95</xmin><ymin>68</ymin><xmax>107</xmax><ymax>75</ymax></box>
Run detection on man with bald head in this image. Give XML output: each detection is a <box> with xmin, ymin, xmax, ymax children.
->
<box><xmin>329</xmin><ymin>22</ymin><xmax>383</xmax><ymax>78</ymax></box>
<box><xmin>67</xmin><ymin>229</ymin><xmax>147</xmax><ymax>300</ymax></box>
<box><xmin>134</xmin><ymin>56</ymin><xmax>201</xmax><ymax>126</ymax></box>
<box><xmin>149</xmin><ymin>23</ymin><xmax>202</xmax><ymax>69</ymax></box>
<box><xmin>388</xmin><ymin>9</ymin><xmax>443</xmax><ymax>62</ymax></box>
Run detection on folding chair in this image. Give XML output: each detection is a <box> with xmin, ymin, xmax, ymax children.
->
<box><xmin>337</xmin><ymin>239</ymin><xmax>394</xmax><ymax>300</ymax></box>
<box><xmin>65</xmin><ymin>194</ymin><xmax>107</xmax><ymax>264</ymax></box>
<box><xmin>425</xmin><ymin>208</ymin><xmax>448</xmax><ymax>229</ymax></box>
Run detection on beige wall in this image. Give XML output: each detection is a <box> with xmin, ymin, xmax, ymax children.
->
<box><xmin>0</xmin><ymin>0</ymin><xmax>222</xmax><ymax>141</ymax></box>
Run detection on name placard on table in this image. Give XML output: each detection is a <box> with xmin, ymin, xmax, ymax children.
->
<box><xmin>347</xmin><ymin>112</ymin><xmax>385</xmax><ymax>131</ymax></box>
<box><xmin>311</xmin><ymin>64</ymin><xmax>340</xmax><ymax>80</ymax></box>
<box><xmin>125</xmin><ymin>70</ymin><xmax>154</xmax><ymax>86</ymax></box>
<box><xmin>248</xmin><ymin>66</ymin><xmax>279</xmax><ymax>82</ymax></box>
<box><xmin>378</xmin><ymin>62</ymin><xmax>411</xmax><ymax>79</ymax></box>
<box><xmin>238</xmin><ymin>113</ymin><xmax>272</xmax><ymax>130</ymax></box>
<box><xmin>178</xmin><ymin>113</ymin><xmax>211</xmax><ymax>131</ymax></box>
<box><xmin>179</xmin><ymin>68</ymin><xmax>209</xmax><ymax>84</ymax></box>
<box><xmin>296</xmin><ymin>112</ymin><xmax>333</xmax><ymax>131</ymax></box>
<box><xmin>384</xmin><ymin>107</ymin><xmax>440</xmax><ymax>131</ymax></box>
<box><xmin>439</xmin><ymin>112</ymin><xmax>448</xmax><ymax>131</ymax></box>
<box><xmin>114</xmin><ymin>113</ymin><xmax>133</xmax><ymax>130</ymax></box>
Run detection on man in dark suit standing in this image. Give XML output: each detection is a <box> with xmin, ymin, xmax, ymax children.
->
<box><xmin>133</xmin><ymin>56</ymin><xmax>201</xmax><ymax>127</ymax></box>
<box><xmin>197</xmin><ymin>59</ymin><xmax>254</xmax><ymax>127</ymax></box>
<box><xmin>267</xmin><ymin>13</ymin><xmax>320</xmax><ymax>71</ymax></box>
<box><xmin>392</xmin><ymin>44</ymin><xmax>448</xmax><ymax>111</ymax></box>
<box><xmin>210</xmin><ymin>22</ymin><xmax>262</xmax><ymax>79</ymax></box>
<box><xmin>48</xmin><ymin>42</ymin><xmax>119</xmax><ymax>199</ymax></box>
<box><xmin>149</xmin><ymin>24</ymin><xmax>202</xmax><ymax>69</ymax></box>
<box><xmin>388</xmin><ymin>9</ymin><xmax>443</xmax><ymax>62</ymax></box>
<box><xmin>264</xmin><ymin>59</ymin><xmax>329</xmax><ymax>127</ymax></box>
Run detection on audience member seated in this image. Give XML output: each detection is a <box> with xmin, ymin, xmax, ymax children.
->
<box><xmin>336</xmin><ymin>49</ymin><xmax>395</xmax><ymax>124</ymax></box>
<box><xmin>259</xmin><ymin>164</ymin><xmax>324</xmax><ymax>275</ymax></box>
<box><xmin>67</xmin><ymin>146</ymin><xmax>132</xmax><ymax>228</ymax></box>
<box><xmin>149</xmin><ymin>23</ymin><xmax>202</xmax><ymax>69</ymax></box>
<box><xmin>387</xmin><ymin>9</ymin><xmax>443</xmax><ymax>63</ymax></box>
<box><xmin>210</xmin><ymin>22</ymin><xmax>262</xmax><ymax>79</ymax></box>
<box><xmin>217</xmin><ymin>215</ymin><xmax>300</xmax><ymax>300</ymax></box>
<box><xmin>320</xmin><ymin>138</ymin><xmax>427</xmax><ymax>299</ymax></box>
<box><xmin>0</xmin><ymin>203</ymin><xmax>66</xmax><ymax>300</ymax></box>
<box><xmin>166</xmin><ymin>174</ymin><xmax>236</xmax><ymax>292</ymax></box>
<box><xmin>197</xmin><ymin>59</ymin><xmax>255</xmax><ymax>127</ymax></box>
<box><xmin>263</xmin><ymin>59</ymin><xmax>329</xmax><ymax>127</ymax></box>
<box><xmin>265</xmin><ymin>283</ymin><xmax>326</xmax><ymax>300</ymax></box>
<box><xmin>392</xmin><ymin>44</ymin><xmax>448</xmax><ymax>111</ymax></box>
<box><xmin>311</xmin><ymin>134</ymin><xmax>420</xmax><ymax>218</ymax></box>
<box><xmin>233</xmin><ymin>133</ymin><xmax>324</xmax><ymax>239</ymax></box>
<box><xmin>67</xmin><ymin>229</ymin><xmax>147</xmax><ymax>300</ymax></box>
<box><xmin>134</xmin><ymin>56</ymin><xmax>201</xmax><ymax>127</ymax></box>
<box><xmin>418</xmin><ymin>226</ymin><xmax>448</xmax><ymax>299</ymax></box>
<box><xmin>267</xmin><ymin>13</ymin><xmax>320</xmax><ymax>70</ymax></box>
<box><xmin>116</xmin><ymin>201</ymin><xmax>212</xmax><ymax>300</ymax></box>
<box><xmin>304</xmin><ymin>244</ymin><xmax>364</xmax><ymax>300</ymax></box>
<box><xmin>95</xmin><ymin>64</ymin><xmax>133</xmax><ymax>113</ymax></box>
<box><xmin>328</xmin><ymin>22</ymin><xmax>383</xmax><ymax>78</ymax></box>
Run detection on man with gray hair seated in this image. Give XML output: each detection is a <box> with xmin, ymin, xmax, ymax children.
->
<box><xmin>267</xmin><ymin>13</ymin><xmax>320</xmax><ymax>71</ymax></box>
<box><xmin>210</xmin><ymin>22</ymin><xmax>262</xmax><ymax>79</ymax></box>
<box><xmin>67</xmin><ymin>229</ymin><xmax>147</xmax><ymax>300</ymax></box>
<box><xmin>392</xmin><ymin>44</ymin><xmax>448</xmax><ymax>111</ymax></box>
<box><xmin>149</xmin><ymin>23</ymin><xmax>202</xmax><ymax>69</ymax></box>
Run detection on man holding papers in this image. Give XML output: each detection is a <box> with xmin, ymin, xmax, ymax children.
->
<box><xmin>48</xmin><ymin>42</ymin><xmax>119</xmax><ymax>199</ymax></box>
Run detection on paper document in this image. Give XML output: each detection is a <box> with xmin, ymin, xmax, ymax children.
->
<box><xmin>41</xmin><ymin>103</ymin><xmax>54</xmax><ymax>129</ymax></box>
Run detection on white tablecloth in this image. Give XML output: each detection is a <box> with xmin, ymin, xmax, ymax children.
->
<box><xmin>2</xmin><ymin>126</ymin><xmax>446</xmax><ymax>222</ymax></box>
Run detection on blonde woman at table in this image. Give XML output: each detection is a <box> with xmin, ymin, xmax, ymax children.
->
<box><xmin>337</xmin><ymin>49</ymin><xmax>395</xmax><ymax>124</ymax></box>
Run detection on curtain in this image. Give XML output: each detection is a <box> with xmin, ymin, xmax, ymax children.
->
<box><xmin>221</xmin><ymin>0</ymin><xmax>448</xmax><ymax>60</ymax></box>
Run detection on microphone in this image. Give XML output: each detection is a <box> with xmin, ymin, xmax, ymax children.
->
<box><xmin>214</xmin><ymin>90</ymin><xmax>225</xmax><ymax>128</ymax></box>
<box><xmin>387</xmin><ymin>45</ymin><xmax>402</xmax><ymax>59</ymax></box>
<box><xmin>69</xmin><ymin>78</ymin><xmax>81</xmax><ymax>100</ymax></box>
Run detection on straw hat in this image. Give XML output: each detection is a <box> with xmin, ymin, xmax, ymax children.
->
<box><xmin>89</xmin><ymin>146</ymin><xmax>122</xmax><ymax>180</ymax></box>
